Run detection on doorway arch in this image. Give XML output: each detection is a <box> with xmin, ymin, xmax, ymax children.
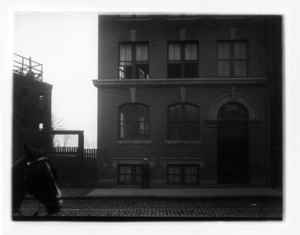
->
<box><xmin>217</xmin><ymin>102</ymin><xmax>249</xmax><ymax>184</ymax></box>
<box><xmin>207</xmin><ymin>93</ymin><xmax>258</xmax><ymax>121</ymax></box>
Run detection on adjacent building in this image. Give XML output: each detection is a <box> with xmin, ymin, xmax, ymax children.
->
<box><xmin>13</xmin><ymin>54</ymin><xmax>53</xmax><ymax>162</ymax></box>
<box><xmin>93</xmin><ymin>15</ymin><xmax>282</xmax><ymax>188</ymax></box>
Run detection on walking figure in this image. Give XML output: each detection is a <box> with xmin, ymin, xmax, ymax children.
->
<box><xmin>141</xmin><ymin>158</ymin><xmax>150</xmax><ymax>189</ymax></box>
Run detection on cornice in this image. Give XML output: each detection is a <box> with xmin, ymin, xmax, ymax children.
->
<box><xmin>93</xmin><ymin>77</ymin><xmax>268</xmax><ymax>88</ymax></box>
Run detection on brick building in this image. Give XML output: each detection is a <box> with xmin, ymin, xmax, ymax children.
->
<box><xmin>93</xmin><ymin>15</ymin><xmax>282</xmax><ymax>188</ymax></box>
<box><xmin>13</xmin><ymin>54</ymin><xmax>53</xmax><ymax>162</ymax></box>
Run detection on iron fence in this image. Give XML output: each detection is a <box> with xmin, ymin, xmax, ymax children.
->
<box><xmin>50</xmin><ymin>147</ymin><xmax>98</xmax><ymax>188</ymax></box>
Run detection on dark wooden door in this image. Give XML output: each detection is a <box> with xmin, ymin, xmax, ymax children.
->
<box><xmin>218</xmin><ymin>122</ymin><xmax>249</xmax><ymax>184</ymax></box>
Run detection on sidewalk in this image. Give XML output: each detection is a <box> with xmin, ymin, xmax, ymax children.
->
<box><xmin>60</xmin><ymin>187</ymin><xmax>282</xmax><ymax>199</ymax></box>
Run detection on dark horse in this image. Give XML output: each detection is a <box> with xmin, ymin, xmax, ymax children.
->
<box><xmin>12</xmin><ymin>145</ymin><xmax>63</xmax><ymax>216</ymax></box>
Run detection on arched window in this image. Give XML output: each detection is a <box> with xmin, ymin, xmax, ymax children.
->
<box><xmin>118</xmin><ymin>103</ymin><xmax>149</xmax><ymax>140</ymax></box>
<box><xmin>168</xmin><ymin>103</ymin><xmax>199</xmax><ymax>140</ymax></box>
<box><xmin>218</xmin><ymin>102</ymin><xmax>249</xmax><ymax>120</ymax></box>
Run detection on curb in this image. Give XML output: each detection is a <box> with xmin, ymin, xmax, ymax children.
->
<box><xmin>62</xmin><ymin>194</ymin><xmax>283</xmax><ymax>200</ymax></box>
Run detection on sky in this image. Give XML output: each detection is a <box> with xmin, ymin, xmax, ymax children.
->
<box><xmin>14</xmin><ymin>13</ymin><xmax>98</xmax><ymax>148</ymax></box>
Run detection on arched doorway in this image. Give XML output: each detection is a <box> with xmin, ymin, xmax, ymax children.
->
<box><xmin>217</xmin><ymin>102</ymin><xmax>249</xmax><ymax>184</ymax></box>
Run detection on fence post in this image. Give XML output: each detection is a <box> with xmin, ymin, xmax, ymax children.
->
<box><xmin>78</xmin><ymin>132</ymin><xmax>84</xmax><ymax>187</ymax></box>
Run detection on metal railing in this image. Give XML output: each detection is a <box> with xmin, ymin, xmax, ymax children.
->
<box><xmin>119</xmin><ymin>67</ymin><xmax>149</xmax><ymax>79</ymax></box>
<box><xmin>13</xmin><ymin>53</ymin><xmax>43</xmax><ymax>81</ymax></box>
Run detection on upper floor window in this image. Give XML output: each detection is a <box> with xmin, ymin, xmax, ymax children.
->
<box><xmin>167</xmin><ymin>103</ymin><xmax>199</xmax><ymax>140</ymax></box>
<box><xmin>118</xmin><ymin>103</ymin><xmax>149</xmax><ymax>140</ymax></box>
<box><xmin>38</xmin><ymin>93</ymin><xmax>44</xmax><ymax>110</ymax></box>
<box><xmin>217</xmin><ymin>40</ymin><xmax>248</xmax><ymax>77</ymax></box>
<box><xmin>119</xmin><ymin>43</ymin><xmax>149</xmax><ymax>79</ymax></box>
<box><xmin>39</xmin><ymin>121</ymin><xmax>44</xmax><ymax>131</ymax></box>
<box><xmin>168</xmin><ymin>42</ymin><xmax>198</xmax><ymax>78</ymax></box>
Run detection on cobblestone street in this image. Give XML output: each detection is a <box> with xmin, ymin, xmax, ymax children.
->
<box><xmin>13</xmin><ymin>197</ymin><xmax>283</xmax><ymax>221</ymax></box>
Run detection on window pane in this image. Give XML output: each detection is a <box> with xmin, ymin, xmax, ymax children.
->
<box><xmin>119</xmin><ymin>175</ymin><xmax>125</xmax><ymax>182</ymax></box>
<box><xmin>120</xmin><ymin>45</ymin><xmax>132</xmax><ymax>61</ymax></box>
<box><xmin>169</xmin><ymin>104</ymin><xmax>181</xmax><ymax>121</ymax></box>
<box><xmin>136</xmin><ymin>45</ymin><xmax>148</xmax><ymax>62</ymax></box>
<box><xmin>218</xmin><ymin>61</ymin><xmax>230</xmax><ymax>77</ymax></box>
<box><xmin>185</xmin><ymin>175</ymin><xmax>192</xmax><ymax>183</ymax></box>
<box><xmin>168</xmin><ymin>175</ymin><xmax>174</xmax><ymax>183</ymax></box>
<box><xmin>184</xmin><ymin>62</ymin><xmax>198</xmax><ymax>78</ymax></box>
<box><xmin>185</xmin><ymin>44</ymin><xmax>197</xmax><ymax>60</ymax></box>
<box><xmin>218</xmin><ymin>103</ymin><xmax>249</xmax><ymax>120</ymax></box>
<box><xmin>234</xmin><ymin>42</ymin><xmax>247</xmax><ymax>59</ymax></box>
<box><xmin>119</xmin><ymin>165</ymin><xmax>145</xmax><ymax>185</ymax></box>
<box><xmin>234</xmin><ymin>61</ymin><xmax>247</xmax><ymax>77</ymax></box>
<box><xmin>122</xmin><ymin>122</ymin><xmax>132</xmax><ymax>139</ymax></box>
<box><xmin>185</xmin><ymin>105</ymin><xmax>198</xmax><ymax>121</ymax></box>
<box><xmin>218</xmin><ymin>42</ymin><xmax>230</xmax><ymax>59</ymax></box>
<box><xmin>119</xmin><ymin>63</ymin><xmax>133</xmax><ymax>79</ymax></box>
<box><xmin>136</xmin><ymin>64</ymin><xmax>149</xmax><ymax>79</ymax></box>
<box><xmin>185</xmin><ymin>166</ymin><xmax>192</xmax><ymax>174</ymax></box>
<box><xmin>125</xmin><ymin>166</ymin><xmax>131</xmax><ymax>173</ymax></box>
<box><xmin>135</xmin><ymin>119</ymin><xmax>149</xmax><ymax>138</ymax></box>
<box><xmin>168</xmin><ymin>104</ymin><xmax>200</xmax><ymax>140</ymax></box>
<box><xmin>125</xmin><ymin>175</ymin><xmax>132</xmax><ymax>182</ymax></box>
<box><xmin>185</xmin><ymin>175</ymin><xmax>197</xmax><ymax>184</ymax></box>
<box><xmin>120</xmin><ymin>166</ymin><xmax>126</xmax><ymax>174</ymax></box>
<box><xmin>168</xmin><ymin>44</ymin><xmax>181</xmax><ymax>61</ymax></box>
<box><xmin>168</xmin><ymin>166</ymin><xmax>175</xmax><ymax>174</ymax></box>
<box><xmin>168</xmin><ymin>122</ymin><xmax>181</xmax><ymax>139</ymax></box>
<box><xmin>119</xmin><ymin>122</ymin><xmax>125</xmax><ymax>139</ymax></box>
<box><xmin>174</xmin><ymin>175</ymin><xmax>181</xmax><ymax>183</ymax></box>
<box><xmin>39</xmin><ymin>122</ymin><xmax>44</xmax><ymax>131</ymax></box>
<box><xmin>184</xmin><ymin>122</ymin><xmax>199</xmax><ymax>139</ymax></box>
<box><xmin>38</xmin><ymin>94</ymin><xmax>44</xmax><ymax>109</ymax></box>
<box><xmin>174</xmin><ymin>166</ymin><xmax>181</xmax><ymax>174</ymax></box>
<box><xmin>120</xmin><ymin>127</ymin><xmax>124</xmax><ymax>139</ymax></box>
<box><xmin>168</xmin><ymin>63</ymin><xmax>181</xmax><ymax>78</ymax></box>
<box><xmin>121</xmin><ymin>104</ymin><xmax>146</xmax><ymax>119</ymax></box>
<box><xmin>168</xmin><ymin>165</ymin><xmax>198</xmax><ymax>185</ymax></box>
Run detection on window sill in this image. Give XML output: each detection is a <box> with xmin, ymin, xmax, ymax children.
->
<box><xmin>164</xmin><ymin>140</ymin><xmax>202</xmax><ymax>145</ymax></box>
<box><xmin>115</xmin><ymin>140</ymin><xmax>153</xmax><ymax>145</ymax></box>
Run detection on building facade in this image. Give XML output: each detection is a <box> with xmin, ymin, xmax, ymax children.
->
<box><xmin>13</xmin><ymin>54</ymin><xmax>53</xmax><ymax>162</ymax></box>
<box><xmin>93</xmin><ymin>15</ymin><xmax>282</xmax><ymax>188</ymax></box>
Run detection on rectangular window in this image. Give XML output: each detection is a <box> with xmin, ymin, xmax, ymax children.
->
<box><xmin>218</xmin><ymin>40</ymin><xmax>248</xmax><ymax>77</ymax></box>
<box><xmin>167</xmin><ymin>165</ymin><xmax>199</xmax><ymax>185</ymax></box>
<box><xmin>118</xmin><ymin>164</ymin><xmax>142</xmax><ymax>185</ymax></box>
<box><xmin>168</xmin><ymin>42</ymin><xmax>198</xmax><ymax>78</ymax></box>
<box><xmin>39</xmin><ymin>122</ymin><xmax>44</xmax><ymax>131</ymax></box>
<box><xmin>119</xmin><ymin>43</ymin><xmax>149</xmax><ymax>79</ymax></box>
<box><xmin>38</xmin><ymin>94</ymin><xmax>44</xmax><ymax>109</ymax></box>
